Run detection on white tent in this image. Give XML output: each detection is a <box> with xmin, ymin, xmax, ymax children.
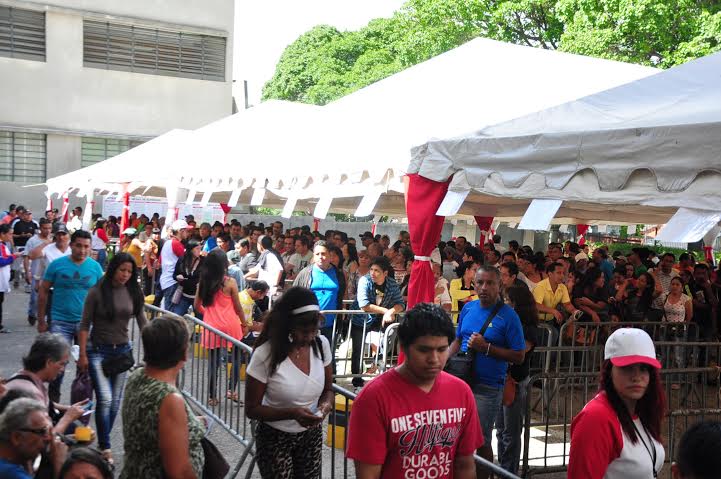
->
<box><xmin>409</xmin><ymin>50</ymin><xmax>721</xmax><ymax>234</ymax></box>
<box><xmin>45</xmin><ymin>38</ymin><xmax>659</xmax><ymax>219</ymax></box>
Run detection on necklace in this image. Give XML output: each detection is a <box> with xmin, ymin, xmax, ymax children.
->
<box><xmin>293</xmin><ymin>346</ymin><xmax>307</xmax><ymax>359</ymax></box>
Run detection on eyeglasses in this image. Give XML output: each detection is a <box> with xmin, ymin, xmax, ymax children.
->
<box><xmin>19</xmin><ymin>426</ymin><xmax>51</xmax><ymax>437</ymax></box>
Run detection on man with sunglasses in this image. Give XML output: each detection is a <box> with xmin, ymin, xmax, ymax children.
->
<box><xmin>0</xmin><ymin>398</ymin><xmax>68</xmax><ymax>478</ymax></box>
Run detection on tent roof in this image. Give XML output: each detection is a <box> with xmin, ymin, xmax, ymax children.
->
<box><xmin>410</xmin><ymin>51</ymin><xmax>721</xmax><ymax>224</ymax></box>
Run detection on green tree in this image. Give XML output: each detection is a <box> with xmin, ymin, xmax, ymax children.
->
<box><xmin>263</xmin><ymin>0</ymin><xmax>721</xmax><ymax>105</ymax></box>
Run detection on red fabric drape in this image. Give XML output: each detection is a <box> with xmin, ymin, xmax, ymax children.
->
<box><xmin>220</xmin><ymin>203</ymin><xmax>232</xmax><ymax>224</ymax></box>
<box><xmin>474</xmin><ymin>216</ymin><xmax>494</xmax><ymax>246</ymax></box>
<box><xmin>401</xmin><ymin>174</ymin><xmax>451</xmax><ymax>364</ymax></box>
<box><xmin>405</xmin><ymin>174</ymin><xmax>451</xmax><ymax>309</ymax></box>
<box><xmin>46</xmin><ymin>197</ymin><xmax>53</xmax><ymax>213</ymax></box>
<box><xmin>703</xmin><ymin>246</ymin><xmax>714</xmax><ymax>263</ymax></box>
<box><xmin>119</xmin><ymin>190</ymin><xmax>130</xmax><ymax>233</ymax></box>
<box><xmin>312</xmin><ymin>218</ymin><xmax>320</xmax><ymax>232</ymax></box>
<box><xmin>60</xmin><ymin>193</ymin><xmax>70</xmax><ymax>222</ymax></box>
<box><xmin>576</xmin><ymin>224</ymin><xmax>590</xmax><ymax>246</ymax></box>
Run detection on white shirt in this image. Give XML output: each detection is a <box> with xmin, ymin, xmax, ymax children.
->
<box><xmin>40</xmin><ymin>243</ymin><xmax>71</xmax><ymax>279</ymax></box>
<box><xmin>159</xmin><ymin>239</ymin><xmax>181</xmax><ymax>290</ymax></box>
<box><xmin>259</xmin><ymin>252</ymin><xmax>283</xmax><ymax>288</ymax></box>
<box><xmin>91</xmin><ymin>231</ymin><xmax>107</xmax><ymax>250</ymax></box>
<box><xmin>24</xmin><ymin>235</ymin><xmax>49</xmax><ymax>278</ymax></box>
<box><xmin>247</xmin><ymin>336</ymin><xmax>332</xmax><ymax>433</ymax></box>
<box><xmin>288</xmin><ymin>251</ymin><xmax>313</xmax><ymax>274</ymax></box>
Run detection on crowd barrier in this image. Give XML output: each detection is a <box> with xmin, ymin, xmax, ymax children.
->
<box><xmin>132</xmin><ymin>304</ymin><xmax>721</xmax><ymax>478</ymax></box>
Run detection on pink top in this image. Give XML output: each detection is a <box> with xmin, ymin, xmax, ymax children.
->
<box><xmin>201</xmin><ymin>286</ymin><xmax>243</xmax><ymax>349</ymax></box>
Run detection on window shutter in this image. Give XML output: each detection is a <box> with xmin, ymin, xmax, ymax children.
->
<box><xmin>0</xmin><ymin>6</ymin><xmax>46</xmax><ymax>62</ymax></box>
<box><xmin>0</xmin><ymin>132</ymin><xmax>46</xmax><ymax>182</ymax></box>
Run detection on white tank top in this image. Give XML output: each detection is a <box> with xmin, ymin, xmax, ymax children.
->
<box><xmin>159</xmin><ymin>239</ymin><xmax>181</xmax><ymax>290</ymax></box>
<box><xmin>91</xmin><ymin>231</ymin><xmax>106</xmax><ymax>250</ymax></box>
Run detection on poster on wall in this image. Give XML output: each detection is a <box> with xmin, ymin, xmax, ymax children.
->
<box><xmin>102</xmin><ymin>195</ymin><xmax>225</xmax><ymax>224</ymax></box>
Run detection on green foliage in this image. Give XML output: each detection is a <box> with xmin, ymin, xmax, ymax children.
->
<box><xmin>590</xmin><ymin>241</ymin><xmax>689</xmax><ymax>258</ymax></box>
<box><xmin>263</xmin><ymin>0</ymin><xmax>721</xmax><ymax>106</ymax></box>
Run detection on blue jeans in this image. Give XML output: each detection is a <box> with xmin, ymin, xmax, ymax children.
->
<box><xmin>87</xmin><ymin>342</ymin><xmax>131</xmax><ymax>450</ymax></box>
<box><xmin>94</xmin><ymin>249</ymin><xmax>107</xmax><ymax>270</ymax></box>
<box><xmin>169</xmin><ymin>295</ymin><xmax>193</xmax><ymax>317</ymax></box>
<box><xmin>161</xmin><ymin>283</ymin><xmax>177</xmax><ymax>311</ymax></box>
<box><xmin>28</xmin><ymin>277</ymin><xmax>38</xmax><ymax>318</ymax></box>
<box><xmin>49</xmin><ymin>320</ymin><xmax>81</xmax><ymax>403</ymax></box>
<box><xmin>473</xmin><ymin>382</ymin><xmax>504</xmax><ymax>447</ymax></box>
<box><xmin>495</xmin><ymin>376</ymin><xmax>531</xmax><ymax>475</ymax></box>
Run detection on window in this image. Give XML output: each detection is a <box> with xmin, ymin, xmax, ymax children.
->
<box><xmin>0</xmin><ymin>6</ymin><xmax>46</xmax><ymax>61</ymax></box>
<box><xmin>0</xmin><ymin>132</ymin><xmax>46</xmax><ymax>182</ymax></box>
<box><xmin>81</xmin><ymin>137</ymin><xmax>143</xmax><ymax>168</ymax></box>
<box><xmin>83</xmin><ymin>20</ymin><xmax>226</xmax><ymax>81</ymax></box>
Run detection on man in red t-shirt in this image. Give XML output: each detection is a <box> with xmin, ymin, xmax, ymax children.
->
<box><xmin>346</xmin><ymin>303</ymin><xmax>483</xmax><ymax>479</ymax></box>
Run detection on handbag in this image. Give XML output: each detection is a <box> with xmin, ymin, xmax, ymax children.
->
<box><xmin>502</xmin><ymin>374</ymin><xmax>516</xmax><ymax>406</ymax></box>
<box><xmin>445</xmin><ymin>301</ymin><xmax>503</xmax><ymax>386</ymax></box>
<box><xmin>200</xmin><ymin>436</ymin><xmax>230</xmax><ymax>479</ymax></box>
<box><xmin>171</xmin><ymin>284</ymin><xmax>184</xmax><ymax>305</ymax></box>
<box><xmin>71</xmin><ymin>372</ymin><xmax>94</xmax><ymax>426</ymax></box>
<box><xmin>101</xmin><ymin>350</ymin><xmax>135</xmax><ymax>377</ymax></box>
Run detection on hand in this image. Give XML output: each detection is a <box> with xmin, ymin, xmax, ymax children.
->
<box><xmin>468</xmin><ymin>333</ymin><xmax>489</xmax><ymax>353</ymax></box>
<box><xmin>292</xmin><ymin>407</ymin><xmax>324</xmax><ymax>428</ymax></box>
<box><xmin>317</xmin><ymin>402</ymin><xmax>332</xmax><ymax>419</ymax></box>
<box><xmin>552</xmin><ymin>310</ymin><xmax>564</xmax><ymax>324</ymax></box>
<box><xmin>37</xmin><ymin>320</ymin><xmax>48</xmax><ymax>333</ymax></box>
<box><xmin>590</xmin><ymin>312</ymin><xmax>600</xmax><ymax>324</ymax></box>
<box><xmin>49</xmin><ymin>434</ymin><xmax>69</xmax><ymax>477</ymax></box>
<box><xmin>25</xmin><ymin>275</ymin><xmax>31</xmax><ymax>285</ymax></box>
<box><xmin>382</xmin><ymin>310</ymin><xmax>396</xmax><ymax>327</ymax></box>
<box><xmin>77</xmin><ymin>354</ymin><xmax>88</xmax><ymax>373</ymax></box>
<box><xmin>64</xmin><ymin>399</ymin><xmax>89</xmax><ymax>422</ymax></box>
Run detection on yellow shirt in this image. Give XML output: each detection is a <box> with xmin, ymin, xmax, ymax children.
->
<box><xmin>449</xmin><ymin>278</ymin><xmax>478</xmax><ymax>322</ymax></box>
<box><xmin>238</xmin><ymin>289</ymin><xmax>255</xmax><ymax>333</ymax></box>
<box><xmin>123</xmin><ymin>242</ymin><xmax>143</xmax><ymax>268</ymax></box>
<box><xmin>532</xmin><ymin>278</ymin><xmax>570</xmax><ymax>321</ymax></box>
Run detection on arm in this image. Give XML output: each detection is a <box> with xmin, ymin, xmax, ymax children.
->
<box><xmin>36</xmin><ymin>280</ymin><xmax>52</xmax><ymax>332</ymax></box>
<box><xmin>228</xmin><ymin>279</ymin><xmax>245</xmax><ymax>323</ymax></box>
<box><xmin>468</xmin><ymin>334</ymin><xmax>525</xmax><ymax>365</ymax></box>
<box><xmin>354</xmin><ymin>463</ymin><xmax>383</xmax><ymax>479</ymax></box>
<box><xmin>77</xmin><ymin>288</ymin><xmax>97</xmax><ymax>372</ymax></box>
<box><xmin>453</xmin><ymin>455</ymin><xmax>476</xmax><ymax>479</ymax></box>
<box><xmin>684</xmin><ymin>296</ymin><xmax>693</xmax><ymax>322</ymax></box>
<box><xmin>158</xmin><ymin>393</ymin><xmax>200</xmax><ymax>479</ymax></box>
<box><xmin>193</xmin><ymin>289</ymin><xmax>204</xmax><ymax>316</ymax></box>
<box><xmin>23</xmin><ymin>254</ymin><xmax>31</xmax><ymax>284</ymax></box>
<box><xmin>28</xmin><ymin>240</ymin><xmax>48</xmax><ymax>260</ymax></box>
<box><xmin>448</xmin><ymin>337</ymin><xmax>461</xmax><ymax>356</ymax></box>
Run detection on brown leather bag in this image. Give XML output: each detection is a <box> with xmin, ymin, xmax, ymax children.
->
<box><xmin>502</xmin><ymin>373</ymin><xmax>516</xmax><ymax>406</ymax></box>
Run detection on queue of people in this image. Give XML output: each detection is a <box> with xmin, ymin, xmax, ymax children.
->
<box><xmin>2</xmin><ymin>202</ymin><xmax>721</xmax><ymax>479</ymax></box>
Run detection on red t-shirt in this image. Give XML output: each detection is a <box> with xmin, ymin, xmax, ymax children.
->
<box><xmin>346</xmin><ymin>368</ymin><xmax>483</xmax><ymax>479</ymax></box>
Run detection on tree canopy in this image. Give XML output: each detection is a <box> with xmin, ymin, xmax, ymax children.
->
<box><xmin>262</xmin><ymin>0</ymin><xmax>721</xmax><ymax>105</ymax></box>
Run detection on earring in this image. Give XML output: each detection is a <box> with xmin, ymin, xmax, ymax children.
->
<box><xmin>288</xmin><ymin>333</ymin><xmax>294</xmax><ymax>344</ymax></box>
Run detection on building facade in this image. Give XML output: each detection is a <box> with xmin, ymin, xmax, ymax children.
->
<box><xmin>0</xmin><ymin>0</ymin><xmax>234</xmax><ymax>213</ymax></box>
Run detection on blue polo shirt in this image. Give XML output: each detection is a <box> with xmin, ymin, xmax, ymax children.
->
<box><xmin>310</xmin><ymin>265</ymin><xmax>339</xmax><ymax>328</ymax></box>
<box><xmin>457</xmin><ymin>300</ymin><xmax>525</xmax><ymax>388</ymax></box>
<box><xmin>0</xmin><ymin>459</ymin><xmax>32</xmax><ymax>478</ymax></box>
<box><xmin>43</xmin><ymin>256</ymin><xmax>103</xmax><ymax>323</ymax></box>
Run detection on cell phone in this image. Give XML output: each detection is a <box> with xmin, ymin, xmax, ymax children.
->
<box><xmin>81</xmin><ymin>409</ymin><xmax>95</xmax><ymax>417</ymax></box>
<box><xmin>83</xmin><ymin>400</ymin><xmax>94</xmax><ymax>411</ymax></box>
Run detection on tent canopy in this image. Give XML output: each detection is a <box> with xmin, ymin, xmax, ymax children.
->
<box><xmin>410</xmin><ymin>51</ymin><xmax>721</xmax><ymax>226</ymax></box>
<box><xmin>45</xmin><ymin>38</ymin><xmax>660</xmax><ymax>220</ymax></box>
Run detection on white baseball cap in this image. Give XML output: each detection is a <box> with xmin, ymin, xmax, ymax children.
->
<box><xmin>604</xmin><ymin>328</ymin><xmax>661</xmax><ymax>369</ymax></box>
<box><xmin>171</xmin><ymin>219</ymin><xmax>189</xmax><ymax>231</ymax></box>
<box><xmin>574</xmin><ymin>252</ymin><xmax>589</xmax><ymax>262</ymax></box>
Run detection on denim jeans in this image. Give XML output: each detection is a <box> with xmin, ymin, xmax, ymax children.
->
<box><xmin>208</xmin><ymin>347</ymin><xmax>242</xmax><ymax>399</ymax></box>
<box><xmin>28</xmin><ymin>277</ymin><xmax>38</xmax><ymax>319</ymax></box>
<box><xmin>473</xmin><ymin>382</ymin><xmax>504</xmax><ymax>446</ymax></box>
<box><xmin>49</xmin><ymin>320</ymin><xmax>81</xmax><ymax>403</ymax></box>
<box><xmin>87</xmin><ymin>342</ymin><xmax>131</xmax><ymax>450</ymax></box>
<box><xmin>94</xmin><ymin>249</ymin><xmax>107</xmax><ymax>270</ymax></box>
<box><xmin>169</xmin><ymin>295</ymin><xmax>193</xmax><ymax>317</ymax></box>
<box><xmin>161</xmin><ymin>283</ymin><xmax>177</xmax><ymax>311</ymax></box>
<box><xmin>495</xmin><ymin>376</ymin><xmax>531</xmax><ymax>475</ymax></box>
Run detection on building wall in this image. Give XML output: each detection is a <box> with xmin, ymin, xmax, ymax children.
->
<box><xmin>0</xmin><ymin>0</ymin><xmax>234</xmax><ymax>214</ymax></box>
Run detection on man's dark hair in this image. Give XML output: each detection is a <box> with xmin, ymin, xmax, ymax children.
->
<box><xmin>74</xmin><ymin>206</ymin><xmax>82</xmax><ymax>214</ymax></box>
<box><xmin>662</xmin><ymin>252</ymin><xmax>676</xmax><ymax>261</ymax></box>
<box><xmin>613</xmin><ymin>265</ymin><xmax>627</xmax><ymax>276</ymax></box>
<box><xmin>250</xmin><ymin>280</ymin><xmax>270</xmax><ymax>293</ymax></box>
<box><xmin>336</xmin><ymin>231</ymin><xmax>348</xmax><ymax>243</ymax></box>
<box><xmin>508</xmin><ymin>240</ymin><xmax>519</xmax><ymax>249</ymax></box>
<box><xmin>488</xmin><ymin>249</ymin><xmax>501</xmax><ymax>262</ymax></box>
<box><xmin>260</xmin><ymin>235</ymin><xmax>274</xmax><ymax>250</ymax></box>
<box><xmin>492</xmin><ymin>234</ymin><xmax>502</xmax><ymax>244</ymax></box>
<box><xmin>546</xmin><ymin>261</ymin><xmax>563</xmax><ymax>274</ymax></box>
<box><xmin>23</xmin><ymin>333</ymin><xmax>70</xmax><ymax>372</ymax></box>
<box><xmin>398</xmin><ymin>303</ymin><xmax>455</xmax><ymax>349</ymax></box>
<box><xmin>501</xmin><ymin>261</ymin><xmax>519</xmax><ymax>277</ymax></box>
<box><xmin>694</xmin><ymin>263</ymin><xmax>709</xmax><ymax>272</ymax></box>
<box><xmin>59</xmin><ymin>448</ymin><xmax>114</xmax><ymax>479</ymax></box>
<box><xmin>238</xmin><ymin>239</ymin><xmax>250</xmax><ymax>249</ymax></box>
<box><xmin>142</xmin><ymin>316</ymin><xmax>189</xmax><ymax>369</ymax></box>
<box><xmin>463</xmin><ymin>246</ymin><xmax>482</xmax><ymax>263</ymax></box>
<box><xmin>70</xmin><ymin>229</ymin><xmax>91</xmax><ymax>243</ymax></box>
<box><xmin>680</xmin><ymin>252</ymin><xmax>691</xmax><ymax>262</ymax></box>
<box><xmin>456</xmin><ymin>236</ymin><xmax>466</xmax><ymax>243</ymax></box>
<box><xmin>676</xmin><ymin>420</ymin><xmax>721</xmax><ymax>479</ymax></box>
<box><xmin>295</xmin><ymin>235</ymin><xmax>310</xmax><ymax>248</ymax></box>
<box><xmin>217</xmin><ymin>233</ymin><xmax>231</xmax><ymax>243</ymax></box>
<box><xmin>501</xmin><ymin>251</ymin><xmax>516</xmax><ymax>262</ymax></box>
<box><xmin>370</xmin><ymin>255</ymin><xmax>393</xmax><ymax>275</ymax></box>
<box><xmin>0</xmin><ymin>224</ymin><xmax>10</xmax><ymax>235</ymax></box>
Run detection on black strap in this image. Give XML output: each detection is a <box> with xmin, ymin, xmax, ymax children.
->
<box><xmin>478</xmin><ymin>301</ymin><xmax>504</xmax><ymax>337</ymax></box>
<box><xmin>4</xmin><ymin>374</ymin><xmax>34</xmax><ymax>384</ymax></box>
<box><xmin>632</xmin><ymin>421</ymin><xmax>657</xmax><ymax>478</ymax></box>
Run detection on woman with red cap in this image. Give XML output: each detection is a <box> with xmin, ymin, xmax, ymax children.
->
<box><xmin>568</xmin><ymin>328</ymin><xmax>666</xmax><ymax>478</ymax></box>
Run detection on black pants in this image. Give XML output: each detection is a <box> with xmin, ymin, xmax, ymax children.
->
<box><xmin>0</xmin><ymin>292</ymin><xmax>4</xmax><ymax>329</ymax></box>
<box><xmin>350</xmin><ymin>322</ymin><xmax>378</xmax><ymax>387</ymax></box>
<box><xmin>207</xmin><ymin>347</ymin><xmax>242</xmax><ymax>399</ymax></box>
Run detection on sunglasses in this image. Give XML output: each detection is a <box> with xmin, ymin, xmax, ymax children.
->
<box><xmin>19</xmin><ymin>426</ymin><xmax>51</xmax><ymax>437</ymax></box>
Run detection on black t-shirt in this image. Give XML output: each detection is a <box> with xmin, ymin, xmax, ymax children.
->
<box><xmin>690</xmin><ymin>282</ymin><xmax>713</xmax><ymax>325</ymax></box>
<box><xmin>12</xmin><ymin>220</ymin><xmax>37</xmax><ymax>247</ymax></box>
<box><xmin>509</xmin><ymin>323</ymin><xmax>539</xmax><ymax>382</ymax></box>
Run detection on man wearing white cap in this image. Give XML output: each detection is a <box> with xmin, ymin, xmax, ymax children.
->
<box><xmin>158</xmin><ymin>219</ymin><xmax>189</xmax><ymax>310</ymax></box>
<box><xmin>569</xmin><ymin>328</ymin><xmax>665</xmax><ymax>479</ymax></box>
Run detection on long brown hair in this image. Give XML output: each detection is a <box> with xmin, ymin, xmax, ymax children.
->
<box><xmin>600</xmin><ymin>360</ymin><xmax>665</xmax><ymax>443</ymax></box>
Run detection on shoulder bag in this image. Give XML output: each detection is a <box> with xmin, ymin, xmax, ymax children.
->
<box><xmin>445</xmin><ymin>301</ymin><xmax>503</xmax><ymax>386</ymax></box>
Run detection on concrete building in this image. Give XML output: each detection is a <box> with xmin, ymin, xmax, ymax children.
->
<box><xmin>0</xmin><ymin>0</ymin><xmax>234</xmax><ymax>213</ymax></box>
